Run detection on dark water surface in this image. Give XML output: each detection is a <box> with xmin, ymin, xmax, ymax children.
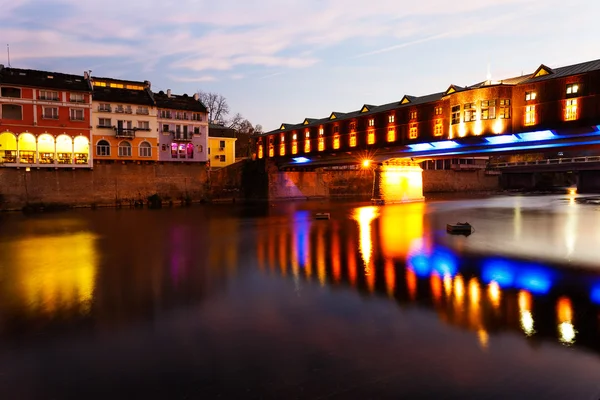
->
<box><xmin>1</xmin><ymin>195</ymin><xmax>600</xmax><ymax>399</ymax></box>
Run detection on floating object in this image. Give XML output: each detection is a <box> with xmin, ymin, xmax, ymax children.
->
<box><xmin>315</xmin><ymin>212</ymin><xmax>331</xmax><ymax>220</ymax></box>
<box><xmin>446</xmin><ymin>222</ymin><xmax>472</xmax><ymax>235</ymax></box>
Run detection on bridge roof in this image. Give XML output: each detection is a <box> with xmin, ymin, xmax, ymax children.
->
<box><xmin>525</xmin><ymin>58</ymin><xmax>600</xmax><ymax>83</ymax></box>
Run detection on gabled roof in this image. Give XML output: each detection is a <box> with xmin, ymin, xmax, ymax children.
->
<box><xmin>400</xmin><ymin>95</ymin><xmax>417</xmax><ymax>105</ymax></box>
<box><xmin>154</xmin><ymin>91</ymin><xmax>207</xmax><ymax>112</ymax></box>
<box><xmin>525</xmin><ymin>58</ymin><xmax>600</xmax><ymax>83</ymax></box>
<box><xmin>329</xmin><ymin>112</ymin><xmax>346</xmax><ymax>120</ymax></box>
<box><xmin>444</xmin><ymin>85</ymin><xmax>466</xmax><ymax>96</ymax></box>
<box><xmin>532</xmin><ymin>64</ymin><xmax>554</xmax><ymax>78</ymax></box>
<box><xmin>0</xmin><ymin>67</ymin><xmax>90</xmax><ymax>91</ymax></box>
<box><xmin>302</xmin><ymin>118</ymin><xmax>317</xmax><ymax>125</ymax></box>
<box><xmin>360</xmin><ymin>104</ymin><xmax>375</xmax><ymax>113</ymax></box>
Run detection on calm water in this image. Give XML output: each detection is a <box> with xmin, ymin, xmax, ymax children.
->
<box><xmin>1</xmin><ymin>195</ymin><xmax>600</xmax><ymax>399</ymax></box>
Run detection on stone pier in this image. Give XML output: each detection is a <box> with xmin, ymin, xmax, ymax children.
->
<box><xmin>371</xmin><ymin>159</ymin><xmax>425</xmax><ymax>204</ymax></box>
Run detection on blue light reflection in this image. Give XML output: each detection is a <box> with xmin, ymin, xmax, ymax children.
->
<box><xmin>591</xmin><ymin>284</ymin><xmax>600</xmax><ymax>305</ymax></box>
<box><xmin>294</xmin><ymin>211</ymin><xmax>310</xmax><ymax>266</ymax></box>
<box><xmin>481</xmin><ymin>259</ymin><xmax>516</xmax><ymax>288</ymax></box>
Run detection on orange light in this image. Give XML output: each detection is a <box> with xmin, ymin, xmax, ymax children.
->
<box><xmin>362</xmin><ymin>159</ymin><xmax>371</xmax><ymax>168</ymax></box>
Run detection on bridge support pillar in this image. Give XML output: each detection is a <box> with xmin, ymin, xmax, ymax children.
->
<box><xmin>371</xmin><ymin>159</ymin><xmax>425</xmax><ymax>204</ymax></box>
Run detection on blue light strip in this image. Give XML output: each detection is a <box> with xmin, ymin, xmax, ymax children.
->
<box><xmin>408</xmin><ymin>143</ymin><xmax>434</xmax><ymax>151</ymax></box>
<box><xmin>293</xmin><ymin>157</ymin><xmax>311</xmax><ymax>163</ymax></box>
<box><xmin>432</xmin><ymin>140</ymin><xmax>460</xmax><ymax>149</ymax></box>
<box><xmin>485</xmin><ymin>135</ymin><xmax>519</xmax><ymax>145</ymax></box>
<box><xmin>517</xmin><ymin>130</ymin><xmax>555</xmax><ymax>141</ymax></box>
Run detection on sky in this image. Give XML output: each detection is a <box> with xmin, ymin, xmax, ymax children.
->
<box><xmin>2</xmin><ymin>0</ymin><xmax>600</xmax><ymax>131</ymax></box>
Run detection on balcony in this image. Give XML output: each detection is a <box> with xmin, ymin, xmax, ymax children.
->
<box><xmin>173</xmin><ymin>132</ymin><xmax>193</xmax><ymax>141</ymax></box>
<box><xmin>115</xmin><ymin>108</ymin><xmax>125</xmax><ymax>113</ymax></box>
<box><xmin>115</xmin><ymin>128</ymin><xmax>136</xmax><ymax>138</ymax></box>
<box><xmin>137</xmin><ymin>109</ymin><xmax>149</xmax><ymax>115</ymax></box>
<box><xmin>98</xmin><ymin>106</ymin><xmax>112</xmax><ymax>112</ymax></box>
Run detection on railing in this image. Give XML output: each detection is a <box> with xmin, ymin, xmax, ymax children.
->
<box><xmin>491</xmin><ymin>156</ymin><xmax>600</xmax><ymax>168</ymax></box>
<box><xmin>173</xmin><ymin>132</ymin><xmax>193</xmax><ymax>141</ymax></box>
<box><xmin>136</xmin><ymin>109</ymin><xmax>149</xmax><ymax>115</ymax></box>
<box><xmin>450</xmin><ymin>163</ymin><xmax>487</xmax><ymax>171</ymax></box>
<box><xmin>98</xmin><ymin>106</ymin><xmax>112</xmax><ymax>112</ymax></box>
<box><xmin>115</xmin><ymin>128</ymin><xmax>136</xmax><ymax>138</ymax></box>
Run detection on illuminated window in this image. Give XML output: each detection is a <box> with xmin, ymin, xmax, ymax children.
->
<box><xmin>368</xmin><ymin>118</ymin><xmax>375</xmax><ymax>127</ymax></box>
<box><xmin>350</xmin><ymin>132</ymin><xmax>357</xmax><ymax>147</ymax></box>
<box><xmin>304</xmin><ymin>132</ymin><xmax>311</xmax><ymax>153</ymax></box>
<box><xmin>566</xmin><ymin>83</ymin><xmax>579</xmax><ymax>96</ymax></box>
<box><xmin>388</xmin><ymin>114</ymin><xmax>395</xmax><ymax>123</ymax></box>
<box><xmin>481</xmin><ymin>100</ymin><xmax>496</xmax><ymax>120</ymax></box>
<box><xmin>499</xmin><ymin>99</ymin><xmax>511</xmax><ymax>119</ymax></box>
<box><xmin>387</xmin><ymin>127</ymin><xmax>396</xmax><ymax>142</ymax></box>
<box><xmin>333</xmin><ymin>135</ymin><xmax>340</xmax><ymax>149</ymax></box>
<box><xmin>126</xmin><ymin>85</ymin><xmax>144</xmax><ymax>90</ymax></box>
<box><xmin>434</xmin><ymin>120</ymin><xmax>443</xmax><ymax>136</ymax></box>
<box><xmin>565</xmin><ymin>99</ymin><xmax>578</xmax><ymax>121</ymax></box>
<box><xmin>258</xmin><ymin>145</ymin><xmax>264</xmax><ymax>159</ymax></box>
<box><xmin>409</xmin><ymin>123</ymin><xmax>418</xmax><ymax>139</ymax></box>
<box><xmin>464</xmin><ymin>103</ymin><xmax>476</xmax><ymax>122</ymax></box>
<box><xmin>280</xmin><ymin>134</ymin><xmax>285</xmax><ymax>143</ymax></box>
<box><xmin>525</xmin><ymin>91</ymin><xmax>537</xmax><ymax>101</ymax></box>
<box><xmin>279</xmin><ymin>143</ymin><xmax>285</xmax><ymax>156</ymax></box>
<box><xmin>292</xmin><ymin>142</ymin><xmax>298</xmax><ymax>154</ymax></box>
<box><xmin>350</xmin><ymin>122</ymin><xmax>356</xmax><ymax>131</ymax></box>
<box><xmin>92</xmin><ymin>81</ymin><xmax>107</xmax><ymax>87</ymax></box>
<box><xmin>451</xmin><ymin>105</ymin><xmax>461</xmax><ymax>125</ymax></box>
<box><xmin>409</xmin><ymin>111</ymin><xmax>417</xmax><ymax>120</ymax></box>
<box><xmin>318</xmin><ymin>137</ymin><xmax>325</xmax><ymax>151</ymax></box>
<box><xmin>367</xmin><ymin>129</ymin><xmax>375</xmax><ymax>144</ymax></box>
<box><xmin>268</xmin><ymin>145</ymin><xmax>274</xmax><ymax>157</ymax></box>
<box><xmin>305</xmin><ymin>131</ymin><xmax>310</xmax><ymax>138</ymax></box>
<box><xmin>292</xmin><ymin>133</ymin><xmax>297</xmax><ymax>140</ymax></box>
<box><xmin>434</xmin><ymin>106</ymin><xmax>443</xmax><ymax>116</ymax></box>
<box><xmin>109</xmin><ymin>83</ymin><xmax>124</xmax><ymax>89</ymax></box>
<box><xmin>319</xmin><ymin>127</ymin><xmax>324</xmax><ymax>136</ymax></box>
<box><xmin>525</xmin><ymin>105</ymin><xmax>536</xmax><ymax>126</ymax></box>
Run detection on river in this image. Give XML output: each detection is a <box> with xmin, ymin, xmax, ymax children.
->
<box><xmin>0</xmin><ymin>194</ymin><xmax>599</xmax><ymax>399</ymax></box>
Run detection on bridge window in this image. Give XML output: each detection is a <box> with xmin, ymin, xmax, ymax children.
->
<box><xmin>409</xmin><ymin>123</ymin><xmax>418</xmax><ymax>139</ymax></box>
<box><xmin>368</xmin><ymin>118</ymin><xmax>375</xmax><ymax>127</ymax></box>
<box><xmin>566</xmin><ymin>83</ymin><xmax>579</xmax><ymax>96</ymax></box>
<box><xmin>319</xmin><ymin>127</ymin><xmax>324</xmax><ymax>136</ymax></box>
<box><xmin>304</xmin><ymin>137</ymin><xmax>311</xmax><ymax>153</ymax></box>
<box><xmin>451</xmin><ymin>105</ymin><xmax>461</xmax><ymax>125</ymax></box>
<box><xmin>350</xmin><ymin>122</ymin><xmax>356</xmax><ymax>131</ymax></box>
<box><xmin>318</xmin><ymin>137</ymin><xmax>325</xmax><ymax>151</ymax></box>
<box><xmin>434</xmin><ymin>106</ymin><xmax>443</xmax><ymax>116</ymax></box>
<box><xmin>434</xmin><ymin>120</ymin><xmax>443</xmax><ymax>136</ymax></box>
<box><xmin>464</xmin><ymin>103</ymin><xmax>476</xmax><ymax>122</ymax></box>
<box><xmin>292</xmin><ymin>142</ymin><xmax>298</xmax><ymax>154</ymax></box>
<box><xmin>333</xmin><ymin>135</ymin><xmax>340</xmax><ymax>149</ymax></box>
<box><xmin>350</xmin><ymin>132</ymin><xmax>357</xmax><ymax>147</ymax></box>
<box><xmin>292</xmin><ymin>133</ymin><xmax>297</xmax><ymax>140</ymax></box>
<box><xmin>481</xmin><ymin>100</ymin><xmax>496</xmax><ymax>120</ymax></box>
<box><xmin>258</xmin><ymin>144</ymin><xmax>264</xmax><ymax>159</ymax></box>
<box><xmin>565</xmin><ymin>99</ymin><xmax>578</xmax><ymax>121</ymax></box>
<box><xmin>268</xmin><ymin>144</ymin><xmax>274</xmax><ymax>157</ymax></box>
<box><xmin>280</xmin><ymin>134</ymin><xmax>285</xmax><ymax>142</ymax></box>
<box><xmin>525</xmin><ymin>91</ymin><xmax>537</xmax><ymax>101</ymax></box>
<box><xmin>367</xmin><ymin>129</ymin><xmax>375</xmax><ymax>144</ymax></box>
<box><xmin>279</xmin><ymin>142</ymin><xmax>286</xmax><ymax>156</ymax></box>
<box><xmin>499</xmin><ymin>99</ymin><xmax>511</xmax><ymax>119</ymax></box>
<box><xmin>525</xmin><ymin>105</ymin><xmax>536</xmax><ymax>126</ymax></box>
<box><xmin>388</xmin><ymin>114</ymin><xmax>395</xmax><ymax>123</ymax></box>
<box><xmin>409</xmin><ymin>111</ymin><xmax>417</xmax><ymax>120</ymax></box>
<box><xmin>333</xmin><ymin>126</ymin><xmax>339</xmax><ymax>133</ymax></box>
<box><xmin>387</xmin><ymin>127</ymin><xmax>396</xmax><ymax>142</ymax></box>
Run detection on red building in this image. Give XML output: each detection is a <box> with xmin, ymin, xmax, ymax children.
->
<box><xmin>0</xmin><ymin>66</ymin><xmax>93</xmax><ymax>167</ymax></box>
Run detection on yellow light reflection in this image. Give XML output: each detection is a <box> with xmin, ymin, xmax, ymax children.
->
<box><xmin>366</xmin><ymin>265</ymin><xmax>375</xmax><ymax>293</ymax></box>
<box><xmin>431</xmin><ymin>272</ymin><xmax>442</xmax><ymax>304</ymax></box>
<box><xmin>406</xmin><ymin>268</ymin><xmax>417</xmax><ymax>300</ymax></box>
<box><xmin>469</xmin><ymin>278</ymin><xmax>480</xmax><ymax>305</ymax></box>
<box><xmin>331</xmin><ymin>225</ymin><xmax>341</xmax><ymax>283</ymax></box>
<box><xmin>493</xmin><ymin>119</ymin><xmax>504</xmax><ymax>134</ymax></box>
<box><xmin>519</xmin><ymin>290</ymin><xmax>535</xmax><ymax>337</ymax></box>
<box><xmin>478</xmin><ymin>329</ymin><xmax>489</xmax><ymax>350</ymax></box>
<box><xmin>488</xmin><ymin>281</ymin><xmax>501</xmax><ymax>309</ymax></box>
<box><xmin>380</xmin><ymin>203</ymin><xmax>424</xmax><ymax>260</ymax></box>
<box><xmin>11</xmin><ymin>232</ymin><xmax>98</xmax><ymax>315</ymax></box>
<box><xmin>347</xmin><ymin>237</ymin><xmax>357</xmax><ymax>287</ymax></box>
<box><xmin>316</xmin><ymin>226</ymin><xmax>326</xmax><ymax>286</ymax></box>
<box><xmin>454</xmin><ymin>275</ymin><xmax>465</xmax><ymax>302</ymax></box>
<box><xmin>557</xmin><ymin>296</ymin><xmax>576</xmax><ymax>345</ymax></box>
<box><xmin>279</xmin><ymin>232</ymin><xmax>287</xmax><ymax>277</ymax></box>
<box><xmin>443</xmin><ymin>274</ymin><xmax>453</xmax><ymax>298</ymax></box>
<box><xmin>384</xmin><ymin>260</ymin><xmax>395</xmax><ymax>297</ymax></box>
<box><xmin>353</xmin><ymin>206</ymin><xmax>379</xmax><ymax>267</ymax></box>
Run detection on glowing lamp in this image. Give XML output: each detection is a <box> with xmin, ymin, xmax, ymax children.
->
<box><xmin>408</xmin><ymin>143</ymin><xmax>434</xmax><ymax>151</ymax></box>
<box><xmin>432</xmin><ymin>141</ymin><xmax>459</xmax><ymax>150</ymax></box>
<box><xmin>485</xmin><ymin>135</ymin><xmax>519</xmax><ymax>145</ymax></box>
<box><xmin>362</xmin><ymin>159</ymin><xmax>371</xmax><ymax>168</ymax></box>
<box><xmin>518</xmin><ymin>130</ymin><xmax>555</xmax><ymax>142</ymax></box>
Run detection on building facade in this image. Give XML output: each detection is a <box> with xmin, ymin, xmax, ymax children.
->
<box><xmin>154</xmin><ymin>90</ymin><xmax>208</xmax><ymax>163</ymax></box>
<box><xmin>208</xmin><ymin>124</ymin><xmax>237</xmax><ymax>168</ymax></box>
<box><xmin>0</xmin><ymin>66</ymin><xmax>92</xmax><ymax>168</ymax></box>
<box><xmin>90</xmin><ymin>77</ymin><xmax>158</xmax><ymax>163</ymax></box>
<box><xmin>258</xmin><ymin>59</ymin><xmax>600</xmax><ymax>164</ymax></box>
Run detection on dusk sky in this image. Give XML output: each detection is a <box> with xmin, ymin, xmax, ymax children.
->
<box><xmin>2</xmin><ymin>0</ymin><xmax>599</xmax><ymax>131</ymax></box>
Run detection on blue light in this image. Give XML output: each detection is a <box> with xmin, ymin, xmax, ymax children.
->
<box><xmin>431</xmin><ymin>248</ymin><xmax>458</xmax><ymax>277</ymax></box>
<box><xmin>517</xmin><ymin>130</ymin><xmax>555</xmax><ymax>142</ymax></box>
<box><xmin>293</xmin><ymin>157</ymin><xmax>310</xmax><ymax>164</ymax></box>
<box><xmin>485</xmin><ymin>135</ymin><xmax>519</xmax><ymax>145</ymax></box>
<box><xmin>293</xmin><ymin>211</ymin><xmax>311</xmax><ymax>266</ymax></box>
<box><xmin>408</xmin><ymin>143</ymin><xmax>434</xmax><ymax>151</ymax></box>
<box><xmin>407</xmin><ymin>252</ymin><xmax>431</xmax><ymax>277</ymax></box>
<box><xmin>481</xmin><ymin>259</ymin><xmax>516</xmax><ymax>288</ymax></box>
<box><xmin>516</xmin><ymin>267</ymin><xmax>553</xmax><ymax>294</ymax></box>
<box><xmin>432</xmin><ymin>140</ymin><xmax>460</xmax><ymax>150</ymax></box>
<box><xmin>591</xmin><ymin>284</ymin><xmax>600</xmax><ymax>305</ymax></box>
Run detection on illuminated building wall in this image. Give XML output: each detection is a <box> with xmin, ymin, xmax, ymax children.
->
<box><xmin>371</xmin><ymin>159</ymin><xmax>425</xmax><ymax>204</ymax></box>
<box><xmin>208</xmin><ymin>136</ymin><xmax>237</xmax><ymax>168</ymax></box>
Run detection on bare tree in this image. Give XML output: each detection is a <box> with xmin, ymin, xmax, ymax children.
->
<box><xmin>253</xmin><ymin>124</ymin><xmax>263</xmax><ymax>135</ymax></box>
<box><xmin>227</xmin><ymin>113</ymin><xmax>245</xmax><ymax>131</ymax></box>
<box><xmin>196</xmin><ymin>90</ymin><xmax>230</xmax><ymax>123</ymax></box>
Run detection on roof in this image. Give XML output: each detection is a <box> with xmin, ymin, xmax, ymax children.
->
<box><xmin>0</xmin><ymin>67</ymin><xmax>90</xmax><ymax>91</ymax></box>
<box><xmin>154</xmin><ymin>91</ymin><xmax>207</xmax><ymax>112</ymax></box>
<box><xmin>92</xmin><ymin>87</ymin><xmax>155</xmax><ymax>106</ymax></box>
<box><xmin>209</xmin><ymin>124</ymin><xmax>236</xmax><ymax>138</ymax></box>
<box><xmin>525</xmin><ymin>58</ymin><xmax>600</xmax><ymax>83</ymax></box>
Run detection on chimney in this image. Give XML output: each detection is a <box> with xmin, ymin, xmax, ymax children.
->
<box><xmin>0</xmin><ymin>64</ymin><xmax>4</xmax><ymax>72</ymax></box>
<box><xmin>144</xmin><ymin>80</ymin><xmax>151</xmax><ymax>89</ymax></box>
<box><xmin>167</xmin><ymin>89</ymin><xmax>171</xmax><ymax>98</ymax></box>
<box><xmin>84</xmin><ymin>71</ymin><xmax>89</xmax><ymax>79</ymax></box>
<box><xmin>193</xmin><ymin>93</ymin><xmax>199</xmax><ymax>101</ymax></box>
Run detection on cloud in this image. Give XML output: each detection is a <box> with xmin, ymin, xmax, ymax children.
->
<box><xmin>167</xmin><ymin>75</ymin><xmax>217</xmax><ymax>83</ymax></box>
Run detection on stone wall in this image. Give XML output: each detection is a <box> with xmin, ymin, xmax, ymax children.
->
<box><xmin>422</xmin><ymin>170</ymin><xmax>499</xmax><ymax>193</ymax></box>
<box><xmin>0</xmin><ymin>163</ymin><xmax>207</xmax><ymax>209</ymax></box>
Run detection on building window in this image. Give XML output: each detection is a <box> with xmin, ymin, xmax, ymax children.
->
<box><xmin>388</xmin><ymin>114</ymin><xmax>395</xmax><ymax>123</ymax></box>
<box><xmin>171</xmin><ymin>143</ymin><xmax>179</xmax><ymax>158</ymax></box>
<box><xmin>70</xmin><ymin>108</ymin><xmax>84</xmax><ymax>121</ymax></box>
<box><xmin>96</xmin><ymin>140</ymin><xmax>110</xmax><ymax>156</ymax></box>
<box><xmin>118</xmin><ymin>141</ymin><xmax>132</xmax><ymax>157</ymax></box>
<box><xmin>98</xmin><ymin>118</ymin><xmax>111</xmax><ymax>128</ymax></box>
<box><xmin>219</xmin><ymin>140</ymin><xmax>226</xmax><ymax>148</ymax></box>
<box><xmin>464</xmin><ymin>103</ymin><xmax>476</xmax><ymax>122</ymax></box>
<box><xmin>387</xmin><ymin>127</ymin><xmax>395</xmax><ymax>142</ymax></box>
<box><xmin>350</xmin><ymin>122</ymin><xmax>356</xmax><ymax>131</ymax></box>
<box><xmin>434</xmin><ymin>106</ymin><xmax>443</xmax><ymax>116</ymax></box>
<box><xmin>1</xmin><ymin>104</ymin><xmax>22</xmax><ymax>120</ymax></box>
<box><xmin>409</xmin><ymin>111</ymin><xmax>417</xmax><ymax>120</ymax></box>
<box><xmin>525</xmin><ymin>91</ymin><xmax>537</xmax><ymax>101</ymax></box>
<box><xmin>368</xmin><ymin>118</ymin><xmax>375</xmax><ymax>127</ymax></box>
<box><xmin>350</xmin><ymin>132</ymin><xmax>357</xmax><ymax>147</ymax></box>
<box><xmin>499</xmin><ymin>99</ymin><xmax>511</xmax><ymax>119</ymax></box>
<box><xmin>333</xmin><ymin>126</ymin><xmax>339</xmax><ymax>133</ymax></box>
<box><xmin>98</xmin><ymin>103</ymin><xmax>111</xmax><ymax>112</ymax></box>
<box><xmin>319</xmin><ymin>127</ymin><xmax>324</xmax><ymax>136</ymax></box>
<box><xmin>136</xmin><ymin>107</ymin><xmax>149</xmax><ymax>115</ymax></box>
<box><xmin>409</xmin><ymin>123</ymin><xmax>418</xmax><ymax>139</ymax></box>
<box><xmin>258</xmin><ymin>145</ymin><xmax>264</xmax><ymax>159</ymax></box>
<box><xmin>43</xmin><ymin>107</ymin><xmax>59</xmax><ymax>119</ymax></box>
<box><xmin>481</xmin><ymin>100</ymin><xmax>496</xmax><ymax>120</ymax></box>
<box><xmin>279</xmin><ymin>142</ymin><xmax>286</xmax><ymax>156</ymax></box>
<box><xmin>191</xmin><ymin>113</ymin><xmax>203</xmax><ymax>121</ymax></box>
<box><xmin>138</xmin><ymin>121</ymin><xmax>150</xmax><ymax>130</ymax></box>
<box><xmin>367</xmin><ymin>129</ymin><xmax>375</xmax><ymax>145</ymax></box>
<box><xmin>451</xmin><ymin>105</ymin><xmax>460</xmax><ymax>125</ymax></box>
<box><xmin>194</xmin><ymin>127</ymin><xmax>201</xmax><ymax>135</ymax></box>
<box><xmin>292</xmin><ymin>142</ymin><xmax>298</xmax><ymax>154</ymax></box>
<box><xmin>39</xmin><ymin>90</ymin><xmax>59</xmax><ymax>101</ymax></box>
<box><xmin>1</xmin><ymin>87</ymin><xmax>21</xmax><ymax>98</ymax></box>
<box><xmin>109</xmin><ymin>83</ymin><xmax>124</xmax><ymax>89</ymax></box>
<box><xmin>434</xmin><ymin>120</ymin><xmax>443</xmax><ymax>136</ymax></box>
<box><xmin>565</xmin><ymin>99</ymin><xmax>578</xmax><ymax>121</ymax></box>
<box><xmin>304</xmin><ymin>138</ymin><xmax>311</xmax><ymax>153</ymax></box>
<box><xmin>566</xmin><ymin>83</ymin><xmax>579</xmax><ymax>96</ymax></box>
<box><xmin>318</xmin><ymin>137</ymin><xmax>325</xmax><ymax>151</ymax></box>
<box><xmin>139</xmin><ymin>142</ymin><xmax>152</xmax><ymax>157</ymax></box>
<box><xmin>70</xmin><ymin>93</ymin><xmax>85</xmax><ymax>103</ymax></box>
<box><xmin>268</xmin><ymin>145</ymin><xmax>274</xmax><ymax>157</ymax></box>
<box><xmin>525</xmin><ymin>105</ymin><xmax>536</xmax><ymax>126</ymax></box>
<box><xmin>333</xmin><ymin>135</ymin><xmax>340</xmax><ymax>149</ymax></box>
